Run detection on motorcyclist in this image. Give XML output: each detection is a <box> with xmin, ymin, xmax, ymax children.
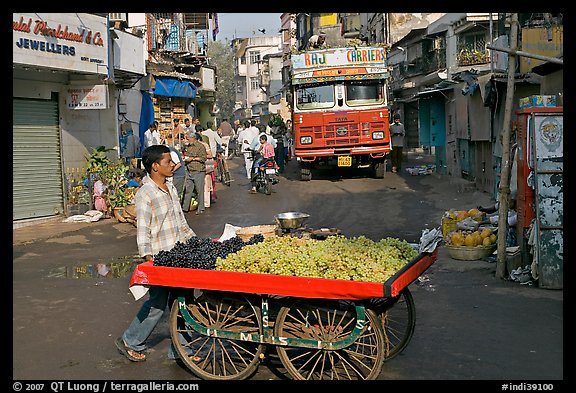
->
<box><xmin>250</xmin><ymin>134</ymin><xmax>276</xmax><ymax>194</ymax></box>
<box><xmin>249</xmin><ymin>125</ymin><xmax>278</xmax><ymax>177</ymax></box>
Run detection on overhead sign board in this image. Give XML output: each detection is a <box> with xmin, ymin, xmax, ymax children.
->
<box><xmin>13</xmin><ymin>13</ymin><xmax>109</xmax><ymax>75</ymax></box>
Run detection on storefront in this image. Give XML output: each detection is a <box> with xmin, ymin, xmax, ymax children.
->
<box><xmin>138</xmin><ymin>74</ymin><xmax>198</xmax><ymax>153</ymax></box>
<box><xmin>13</xmin><ymin>13</ymin><xmax>114</xmax><ymax>221</ymax></box>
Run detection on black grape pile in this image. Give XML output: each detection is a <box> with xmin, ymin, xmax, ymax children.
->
<box><xmin>153</xmin><ymin>234</ymin><xmax>264</xmax><ymax>269</ymax></box>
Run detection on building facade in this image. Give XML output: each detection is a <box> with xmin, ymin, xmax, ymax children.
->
<box><xmin>13</xmin><ymin>12</ymin><xmax>216</xmax><ymax>224</ymax></box>
<box><xmin>231</xmin><ymin>35</ymin><xmax>282</xmax><ymax>123</ymax></box>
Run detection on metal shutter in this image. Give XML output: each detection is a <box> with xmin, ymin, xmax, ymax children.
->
<box><xmin>13</xmin><ymin>97</ymin><xmax>64</xmax><ymax>220</ymax></box>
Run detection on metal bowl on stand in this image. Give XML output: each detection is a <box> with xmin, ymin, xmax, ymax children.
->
<box><xmin>275</xmin><ymin>212</ymin><xmax>310</xmax><ymax>230</ymax></box>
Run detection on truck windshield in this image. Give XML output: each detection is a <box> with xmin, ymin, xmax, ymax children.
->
<box><xmin>296</xmin><ymin>82</ymin><xmax>334</xmax><ymax>110</ymax></box>
<box><xmin>345</xmin><ymin>80</ymin><xmax>385</xmax><ymax>106</ymax></box>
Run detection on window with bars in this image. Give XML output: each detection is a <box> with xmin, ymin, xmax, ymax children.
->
<box><xmin>249</xmin><ymin>51</ymin><xmax>261</xmax><ymax>64</ymax></box>
<box><xmin>250</xmin><ymin>77</ymin><xmax>259</xmax><ymax>90</ymax></box>
<box><xmin>457</xmin><ymin>32</ymin><xmax>489</xmax><ymax>66</ymax></box>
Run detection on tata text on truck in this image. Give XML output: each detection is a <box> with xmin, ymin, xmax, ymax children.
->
<box><xmin>290</xmin><ymin>46</ymin><xmax>392</xmax><ymax>181</ymax></box>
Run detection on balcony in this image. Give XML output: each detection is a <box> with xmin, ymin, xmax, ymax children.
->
<box><xmin>456</xmin><ymin>48</ymin><xmax>489</xmax><ymax>67</ymax></box>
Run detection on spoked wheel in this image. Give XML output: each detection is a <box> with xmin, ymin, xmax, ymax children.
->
<box><xmin>368</xmin><ymin>288</ymin><xmax>416</xmax><ymax>360</ymax></box>
<box><xmin>216</xmin><ymin>158</ymin><xmax>225</xmax><ymax>183</ymax></box>
<box><xmin>274</xmin><ymin>299</ymin><xmax>387</xmax><ymax>380</ymax></box>
<box><xmin>223</xmin><ymin>168</ymin><xmax>231</xmax><ymax>186</ymax></box>
<box><xmin>170</xmin><ymin>290</ymin><xmax>265</xmax><ymax>380</ymax></box>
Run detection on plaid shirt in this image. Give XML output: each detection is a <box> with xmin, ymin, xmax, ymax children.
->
<box><xmin>135</xmin><ymin>180</ymin><xmax>196</xmax><ymax>258</ymax></box>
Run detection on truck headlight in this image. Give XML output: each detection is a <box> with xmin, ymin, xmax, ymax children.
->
<box><xmin>300</xmin><ymin>136</ymin><xmax>312</xmax><ymax>144</ymax></box>
<box><xmin>372</xmin><ymin>131</ymin><xmax>384</xmax><ymax>140</ymax></box>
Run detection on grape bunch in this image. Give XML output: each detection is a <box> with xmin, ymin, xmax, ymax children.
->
<box><xmin>153</xmin><ymin>234</ymin><xmax>264</xmax><ymax>269</ymax></box>
<box><xmin>215</xmin><ymin>235</ymin><xmax>419</xmax><ymax>283</ymax></box>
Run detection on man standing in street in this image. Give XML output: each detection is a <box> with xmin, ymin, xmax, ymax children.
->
<box><xmin>166</xmin><ymin>144</ymin><xmax>186</xmax><ymax>204</ymax></box>
<box><xmin>181</xmin><ymin>132</ymin><xmax>207</xmax><ymax>214</ymax></box>
<box><xmin>201</xmin><ymin>121</ymin><xmax>222</xmax><ymax>160</ymax></box>
<box><xmin>143</xmin><ymin>121</ymin><xmax>162</xmax><ymax>148</ymax></box>
<box><xmin>241</xmin><ymin>120</ymin><xmax>262</xmax><ymax>179</ymax></box>
<box><xmin>218</xmin><ymin>118</ymin><xmax>235</xmax><ymax>159</ymax></box>
<box><xmin>389</xmin><ymin>114</ymin><xmax>406</xmax><ymax>173</ymax></box>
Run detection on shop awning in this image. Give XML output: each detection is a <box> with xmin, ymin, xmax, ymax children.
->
<box><xmin>153</xmin><ymin>77</ymin><xmax>197</xmax><ymax>99</ymax></box>
<box><xmin>415</xmin><ymin>86</ymin><xmax>454</xmax><ymax>98</ymax></box>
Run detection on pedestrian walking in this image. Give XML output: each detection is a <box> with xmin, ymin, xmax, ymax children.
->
<box><xmin>181</xmin><ymin>132</ymin><xmax>207</xmax><ymax>214</ymax></box>
<box><xmin>201</xmin><ymin>121</ymin><xmax>222</xmax><ymax>160</ymax></box>
<box><xmin>218</xmin><ymin>118</ymin><xmax>235</xmax><ymax>159</ymax></box>
<box><xmin>390</xmin><ymin>114</ymin><xmax>405</xmax><ymax>173</ymax></box>
<box><xmin>240</xmin><ymin>120</ymin><xmax>260</xmax><ymax>179</ymax></box>
<box><xmin>166</xmin><ymin>145</ymin><xmax>186</xmax><ymax>203</ymax></box>
<box><xmin>115</xmin><ymin>144</ymin><xmax>196</xmax><ymax>363</ymax></box>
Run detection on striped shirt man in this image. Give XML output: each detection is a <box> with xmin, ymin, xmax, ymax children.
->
<box><xmin>135</xmin><ymin>181</ymin><xmax>195</xmax><ymax>258</ymax></box>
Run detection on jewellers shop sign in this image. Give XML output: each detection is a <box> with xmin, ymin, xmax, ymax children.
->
<box><xmin>13</xmin><ymin>13</ymin><xmax>108</xmax><ymax>75</ymax></box>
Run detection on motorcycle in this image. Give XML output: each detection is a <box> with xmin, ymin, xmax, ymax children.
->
<box><xmin>249</xmin><ymin>149</ymin><xmax>279</xmax><ymax>195</ymax></box>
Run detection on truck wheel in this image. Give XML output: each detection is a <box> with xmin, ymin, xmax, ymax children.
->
<box><xmin>300</xmin><ymin>164</ymin><xmax>312</xmax><ymax>181</ymax></box>
<box><xmin>373</xmin><ymin>159</ymin><xmax>386</xmax><ymax>178</ymax></box>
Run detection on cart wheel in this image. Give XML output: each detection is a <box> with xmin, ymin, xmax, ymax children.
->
<box><xmin>274</xmin><ymin>300</ymin><xmax>386</xmax><ymax>380</ymax></box>
<box><xmin>170</xmin><ymin>290</ymin><xmax>265</xmax><ymax>380</ymax></box>
<box><xmin>369</xmin><ymin>287</ymin><xmax>416</xmax><ymax>360</ymax></box>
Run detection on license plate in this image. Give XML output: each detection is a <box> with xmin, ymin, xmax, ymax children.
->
<box><xmin>265</xmin><ymin>168</ymin><xmax>276</xmax><ymax>174</ymax></box>
<box><xmin>337</xmin><ymin>156</ymin><xmax>352</xmax><ymax>167</ymax></box>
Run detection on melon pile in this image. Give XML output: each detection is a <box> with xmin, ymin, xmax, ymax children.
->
<box><xmin>443</xmin><ymin>207</ymin><xmax>496</xmax><ymax>247</ymax></box>
<box><xmin>445</xmin><ymin>207</ymin><xmax>484</xmax><ymax>222</ymax></box>
<box><xmin>447</xmin><ymin>227</ymin><xmax>496</xmax><ymax>247</ymax></box>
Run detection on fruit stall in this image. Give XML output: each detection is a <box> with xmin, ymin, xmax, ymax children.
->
<box><xmin>127</xmin><ymin>213</ymin><xmax>442</xmax><ymax>380</ymax></box>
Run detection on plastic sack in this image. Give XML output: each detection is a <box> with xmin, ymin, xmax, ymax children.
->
<box><xmin>419</xmin><ymin>227</ymin><xmax>443</xmax><ymax>253</ymax></box>
<box><xmin>457</xmin><ymin>217</ymin><xmax>479</xmax><ymax>231</ymax></box>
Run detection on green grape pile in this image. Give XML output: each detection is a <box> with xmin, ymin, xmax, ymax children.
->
<box><xmin>215</xmin><ymin>235</ymin><xmax>418</xmax><ymax>283</ymax></box>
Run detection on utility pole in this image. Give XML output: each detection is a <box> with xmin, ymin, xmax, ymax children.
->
<box><xmin>495</xmin><ymin>13</ymin><xmax>518</xmax><ymax>279</ymax></box>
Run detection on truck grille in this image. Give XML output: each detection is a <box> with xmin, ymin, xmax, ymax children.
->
<box><xmin>300</xmin><ymin>122</ymin><xmax>385</xmax><ymax>146</ymax></box>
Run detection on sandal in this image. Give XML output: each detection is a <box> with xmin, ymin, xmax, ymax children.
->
<box><xmin>115</xmin><ymin>337</ymin><xmax>146</xmax><ymax>362</ymax></box>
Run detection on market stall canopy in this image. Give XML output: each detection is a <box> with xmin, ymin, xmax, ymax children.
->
<box><xmin>153</xmin><ymin>76</ymin><xmax>197</xmax><ymax>98</ymax></box>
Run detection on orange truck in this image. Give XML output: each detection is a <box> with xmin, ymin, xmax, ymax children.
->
<box><xmin>289</xmin><ymin>46</ymin><xmax>392</xmax><ymax>181</ymax></box>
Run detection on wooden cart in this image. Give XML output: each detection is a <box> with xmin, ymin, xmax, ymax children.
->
<box><xmin>129</xmin><ymin>249</ymin><xmax>438</xmax><ymax>380</ymax></box>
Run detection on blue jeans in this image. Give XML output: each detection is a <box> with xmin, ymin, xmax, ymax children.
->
<box><xmin>122</xmin><ymin>286</ymin><xmax>196</xmax><ymax>360</ymax></box>
<box><xmin>122</xmin><ymin>285</ymin><xmax>172</xmax><ymax>353</ymax></box>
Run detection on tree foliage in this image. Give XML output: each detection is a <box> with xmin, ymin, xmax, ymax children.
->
<box><xmin>207</xmin><ymin>41</ymin><xmax>235</xmax><ymax>121</ymax></box>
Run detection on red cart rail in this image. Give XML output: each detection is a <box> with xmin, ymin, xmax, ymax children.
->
<box><xmin>130</xmin><ymin>249</ymin><xmax>437</xmax><ymax>300</ymax></box>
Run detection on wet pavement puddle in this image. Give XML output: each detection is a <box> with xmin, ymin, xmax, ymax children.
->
<box><xmin>47</xmin><ymin>256</ymin><xmax>140</xmax><ymax>279</ymax></box>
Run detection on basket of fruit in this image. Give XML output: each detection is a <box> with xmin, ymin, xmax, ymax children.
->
<box><xmin>445</xmin><ymin>244</ymin><xmax>496</xmax><ymax>261</ymax></box>
<box><xmin>444</xmin><ymin>226</ymin><xmax>497</xmax><ymax>261</ymax></box>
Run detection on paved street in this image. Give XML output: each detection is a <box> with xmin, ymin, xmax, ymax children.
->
<box><xmin>13</xmin><ymin>153</ymin><xmax>563</xmax><ymax>386</ymax></box>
